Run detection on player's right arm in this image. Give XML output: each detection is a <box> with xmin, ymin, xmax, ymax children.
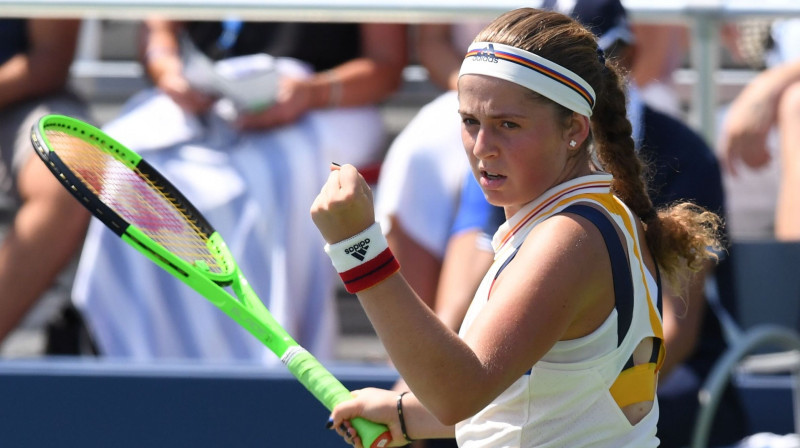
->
<box><xmin>312</xmin><ymin>165</ymin><xmax>611</xmax><ymax>424</ymax></box>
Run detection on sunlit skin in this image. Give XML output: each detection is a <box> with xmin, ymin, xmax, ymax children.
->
<box><xmin>315</xmin><ymin>74</ymin><xmax>658</xmax><ymax>447</ymax></box>
<box><xmin>456</xmin><ymin>74</ymin><xmax>655</xmax><ymax>425</ymax></box>
<box><xmin>457</xmin><ymin>74</ymin><xmax>591</xmax><ymax>218</ymax></box>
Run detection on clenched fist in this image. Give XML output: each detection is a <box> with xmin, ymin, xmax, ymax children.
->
<box><xmin>311</xmin><ymin>164</ymin><xmax>376</xmax><ymax>244</ymax></box>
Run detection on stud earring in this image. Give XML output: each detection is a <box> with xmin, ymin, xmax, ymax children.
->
<box><xmin>569</xmin><ymin>140</ymin><xmax>577</xmax><ymax>148</ymax></box>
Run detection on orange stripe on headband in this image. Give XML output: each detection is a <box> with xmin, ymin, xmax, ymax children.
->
<box><xmin>496</xmin><ymin>52</ymin><xmax>595</xmax><ymax>109</ymax></box>
<box><xmin>461</xmin><ymin>42</ymin><xmax>596</xmax><ymax>117</ymax></box>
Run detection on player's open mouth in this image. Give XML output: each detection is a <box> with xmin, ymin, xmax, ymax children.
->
<box><xmin>482</xmin><ymin>170</ymin><xmax>505</xmax><ymax>180</ymax></box>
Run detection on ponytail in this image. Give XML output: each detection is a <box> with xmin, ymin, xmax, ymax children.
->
<box><xmin>474</xmin><ymin>8</ymin><xmax>723</xmax><ymax>289</ymax></box>
<box><xmin>592</xmin><ymin>55</ymin><xmax>723</xmax><ymax>287</ymax></box>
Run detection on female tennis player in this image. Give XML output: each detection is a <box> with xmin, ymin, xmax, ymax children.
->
<box><xmin>311</xmin><ymin>8</ymin><xmax>722</xmax><ymax>447</ymax></box>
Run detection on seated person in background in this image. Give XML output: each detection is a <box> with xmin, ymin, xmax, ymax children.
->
<box><xmin>0</xmin><ymin>19</ymin><xmax>92</xmax><ymax>354</ymax></box>
<box><xmin>70</xmin><ymin>19</ymin><xmax>407</xmax><ymax>362</ymax></box>
<box><xmin>718</xmin><ymin>18</ymin><xmax>800</xmax><ymax>241</ymax></box>
<box><xmin>435</xmin><ymin>2</ymin><xmax>748</xmax><ymax>446</ymax></box>
<box><xmin>629</xmin><ymin>22</ymin><xmax>688</xmax><ymax>119</ymax></box>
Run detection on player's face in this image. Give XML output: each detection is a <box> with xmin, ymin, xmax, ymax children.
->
<box><xmin>458</xmin><ymin>74</ymin><xmax>576</xmax><ymax>218</ymax></box>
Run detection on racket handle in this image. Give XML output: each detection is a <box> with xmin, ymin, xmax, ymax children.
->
<box><xmin>283</xmin><ymin>347</ymin><xmax>392</xmax><ymax>448</ymax></box>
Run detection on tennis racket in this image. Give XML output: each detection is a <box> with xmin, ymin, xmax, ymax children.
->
<box><xmin>30</xmin><ymin>114</ymin><xmax>391</xmax><ymax>448</ymax></box>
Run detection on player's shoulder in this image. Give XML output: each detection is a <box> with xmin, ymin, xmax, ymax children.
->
<box><xmin>518</xmin><ymin>211</ymin><xmax>609</xmax><ymax>269</ymax></box>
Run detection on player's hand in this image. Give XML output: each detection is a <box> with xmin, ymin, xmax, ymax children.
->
<box><xmin>311</xmin><ymin>163</ymin><xmax>375</xmax><ymax>244</ymax></box>
<box><xmin>328</xmin><ymin>388</ymin><xmax>409</xmax><ymax>448</ymax></box>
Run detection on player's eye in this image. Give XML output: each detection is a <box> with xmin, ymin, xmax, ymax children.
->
<box><xmin>501</xmin><ymin>121</ymin><xmax>519</xmax><ymax>129</ymax></box>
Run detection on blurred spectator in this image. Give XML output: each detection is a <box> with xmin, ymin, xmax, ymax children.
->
<box><xmin>70</xmin><ymin>19</ymin><xmax>407</xmax><ymax>362</ymax></box>
<box><xmin>629</xmin><ymin>23</ymin><xmax>689</xmax><ymax>119</ymax></box>
<box><xmin>0</xmin><ymin>19</ymin><xmax>92</xmax><ymax>354</ymax></box>
<box><xmin>719</xmin><ymin>18</ymin><xmax>800</xmax><ymax>241</ymax></box>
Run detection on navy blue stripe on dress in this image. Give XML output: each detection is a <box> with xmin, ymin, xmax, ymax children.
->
<box><xmin>493</xmin><ymin>249</ymin><xmax>518</xmax><ymax>281</ymax></box>
<box><xmin>492</xmin><ymin>250</ymin><xmax>532</xmax><ymax>375</ymax></box>
<box><xmin>491</xmin><ymin>248</ymin><xmax>529</xmax><ymax>374</ymax></box>
<box><xmin>562</xmin><ymin>204</ymin><xmax>634</xmax><ymax>346</ymax></box>
<box><xmin>497</xmin><ymin>204</ymin><xmax>634</xmax><ymax>377</ymax></box>
<box><xmin>651</xmin><ymin>263</ymin><xmax>663</xmax><ymax>363</ymax></box>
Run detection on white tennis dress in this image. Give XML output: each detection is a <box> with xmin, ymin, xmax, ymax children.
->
<box><xmin>456</xmin><ymin>174</ymin><xmax>663</xmax><ymax>447</ymax></box>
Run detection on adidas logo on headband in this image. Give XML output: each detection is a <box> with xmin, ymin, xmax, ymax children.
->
<box><xmin>473</xmin><ymin>43</ymin><xmax>499</xmax><ymax>63</ymax></box>
<box><xmin>461</xmin><ymin>42</ymin><xmax>596</xmax><ymax>117</ymax></box>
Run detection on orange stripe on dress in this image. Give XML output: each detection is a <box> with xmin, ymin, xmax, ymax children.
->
<box><xmin>603</xmin><ymin>196</ymin><xmax>665</xmax><ymax>366</ymax></box>
<box><xmin>497</xmin><ymin>180</ymin><xmax>611</xmax><ymax>250</ymax></box>
<box><xmin>506</xmin><ymin>190</ymin><xmax>664</xmax><ymax>346</ymax></box>
<box><xmin>565</xmin><ymin>194</ymin><xmax>665</xmax><ymax>372</ymax></box>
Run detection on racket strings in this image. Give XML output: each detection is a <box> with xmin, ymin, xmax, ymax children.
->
<box><xmin>45</xmin><ymin>129</ymin><xmax>223</xmax><ymax>273</ymax></box>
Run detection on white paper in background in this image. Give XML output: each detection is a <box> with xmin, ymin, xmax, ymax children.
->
<box><xmin>181</xmin><ymin>37</ymin><xmax>280</xmax><ymax>113</ymax></box>
<box><xmin>180</xmin><ymin>39</ymin><xmax>219</xmax><ymax>95</ymax></box>
<box><xmin>213</xmin><ymin>54</ymin><xmax>280</xmax><ymax>112</ymax></box>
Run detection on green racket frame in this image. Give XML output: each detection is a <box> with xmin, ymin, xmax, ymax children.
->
<box><xmin>31</xmin><ymin>114</ymin><xmax>391</xmax><ymax>448</ymax></box>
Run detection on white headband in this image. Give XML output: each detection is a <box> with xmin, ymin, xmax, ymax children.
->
<box><xmin>459</xmin><ymin>42</ymin><xmax>596</xmax><ymax>117</ymax></box>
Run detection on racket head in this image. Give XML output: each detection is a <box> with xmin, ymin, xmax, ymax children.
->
<box><xmin>31</xmin><ymin>114</ymin><xmax>236</xmax><ymax>284</ymax></box>
<box><xmin>32</xmin><ymin>115</ymin><xmax>394</xmax><ymax>447</ymax></box>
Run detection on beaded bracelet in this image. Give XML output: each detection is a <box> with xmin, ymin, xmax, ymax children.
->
<box><xmin>397</xmin><ymin>391</ymin><xmax>415</xmax><ymax>444</ymax></box>
<box><xmin>324</xmin><ymin>222</ymin><xmax>400</xmax><ymax>294</ymax></box>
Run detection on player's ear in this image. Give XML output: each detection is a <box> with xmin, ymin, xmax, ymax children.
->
<box><xmin>565</xmin><ymin>113</ymin><xmax>590</xmax><ymax>150</ymax></box>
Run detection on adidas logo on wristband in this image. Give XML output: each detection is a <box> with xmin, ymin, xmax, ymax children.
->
<box><xmin>344</xmin><ymin>238</ymin><xmax>370</xmax><ymax>261</ymax></box>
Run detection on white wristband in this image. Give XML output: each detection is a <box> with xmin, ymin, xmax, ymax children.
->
<box><xmin>324</xmin><ymin>222</ymin><xmax>388</xmax><ymax>272</ymax></box>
